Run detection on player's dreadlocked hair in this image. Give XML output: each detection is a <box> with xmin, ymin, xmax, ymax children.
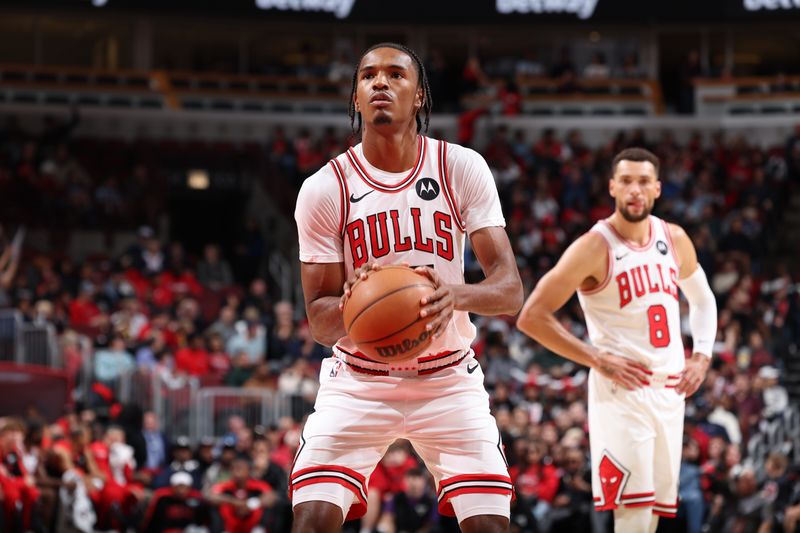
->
<box><xmin>348</xmin><ymin>42</ymin><xmax>432</xmax><ymax>135</ymax></box>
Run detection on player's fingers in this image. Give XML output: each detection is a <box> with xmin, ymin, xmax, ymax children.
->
<box><xmin>420</xmin><ymin>301</ymin><xmax>441</xmax><ymax>318</ymax></box>
<box><xmin>429</xmin><ymin>312</ymin><xmax>452</xmax><ymax>338</ymax></box>
<box><xmin>621</xmin><ymin>369</ymin><xmax>646</xmax><ymax>389</ymax></box>
<box><xmin>421</xmin><ymin>287</ymin><xmax>448</xmax><ymax>307</ymax></box>
<box><xmin>622</xmin><ymin>362</ymin><xmax>650</xmax><ymax>384</ymax></box>
<box><xmin>415</xmin><ymin>266</ymin><xmax>440</xmax><ymax>286</ymax></box>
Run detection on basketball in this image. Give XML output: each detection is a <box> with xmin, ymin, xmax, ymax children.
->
<box><xmin>343</xmin><ymin>265</ymin><xmax>436</xmax><ymax>363</ymax></box>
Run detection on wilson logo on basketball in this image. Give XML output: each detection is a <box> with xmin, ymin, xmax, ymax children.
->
<box><xmin>376</xmin><ymin>329</ymin><xmax>431</xmax><ymax>359</ymax></box>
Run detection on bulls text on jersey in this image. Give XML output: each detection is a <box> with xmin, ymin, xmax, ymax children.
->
<box><xmin>616</xmin><ymin>263</ymin><xmax>679</xmax><ymax>309</ymax></box>
<box><xmin>346</xmin><ymin>208</ymin><xmax>455</xmax><ymax>269</ymax></box>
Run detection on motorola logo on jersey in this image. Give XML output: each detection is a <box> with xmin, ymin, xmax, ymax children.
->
<box><xmin>656</xmin><ymin>240</ymin><xmax>668</xmax><ymax>255</ymax></box>
<box><xmin>416</xmin><ymin>178</ymin><xmax>440</xmax><ymax>201</ymax></box>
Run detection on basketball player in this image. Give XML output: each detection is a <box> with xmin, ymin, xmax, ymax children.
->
<box><xmin>292</xmin><ymin>43</ymin><xmax>523</xmax><ymax>533</ymax></box>
<box><xmin>516</xmin><ymin>148</ymin><xmax>717</xmax><ymax>532</ymax></box>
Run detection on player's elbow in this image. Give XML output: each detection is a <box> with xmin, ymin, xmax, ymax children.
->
<box><xmin>515</xmin><ymin>298</ymin><xmax>548</xmax><ymax>339</ymax></box>
<box><xmin>306</xmin><ymin>320</ymin><xmax>338</xmax><ymax>347</ymax></box>
<box><xmin>506</xmin><ymin>279</ymin><xmax>524</xmax><ymax>315</ymax></box>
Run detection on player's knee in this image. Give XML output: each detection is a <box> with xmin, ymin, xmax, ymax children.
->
<box><xmin>459</xmin><ymin>514</ymin><xmax>510</xmax><ymax>533</ymax></box>
<box><xmin>291</xmin><ymin>501</ymin><xmax>343</xmax><ymax>533</ymax></box>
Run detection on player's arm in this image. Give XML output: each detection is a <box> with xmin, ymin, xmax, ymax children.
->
<box><xmin>416</xmin><ymin>144</ymin><xmax>523</xmax><ymax>335</ymax></box>
<box><xmin>516</xmin><ymin>232</ymin><xmax>650</xmax><ymax>390</ymax></box>
<box><xmin>300</xmin><ymin>262</ymin><xmax>347</xmax><ymax>346</ymax></box>
<box><xmin>417</xmin><ymin>226</ymin><xmax>522</xmax><ymax>337</ymax></box>
<box><xmin>670</xmin><ymin>223</ymin><xmax>717</xmax><ymax>396</ymax></box>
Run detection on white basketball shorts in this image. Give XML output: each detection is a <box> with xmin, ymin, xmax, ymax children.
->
<box><xmin>290</xmin><ymin>355</ymin><xmax>513</xmax><ymax>522</ymax></box>
<box><xmin>588</xmin><ymin>368</ymin><xmax>684</xmax><ymax>518</ymax></box>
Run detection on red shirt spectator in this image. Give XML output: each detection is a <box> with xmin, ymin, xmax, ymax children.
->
<box><xmin>175</xmin><ymin>345</ymin><xmax>211</xmax><ymax>376</ymax></box>
<box><xmin>211</xmin><ymin>459</ymin><xmax>274</xmax><ymax>533</ymax></box>
<box><xmin>509</xmin><ymin>444</ymin><xmax>560</xmax><ymax>503</ymax></box>
<box><xmin>69</xmin><ymin>288</ymin><xmax>101</xmax><ymax>328</ymax></box>
<box><xmin>369</xmin><ymin>443</ymin><xmax>418</xmax><ymax>497</ymax></box>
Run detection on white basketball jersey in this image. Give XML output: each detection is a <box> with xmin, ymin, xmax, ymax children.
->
<box><xmin>295</xmin><ymin>135</ymin><xmax>506</xmax><ymax>363</ymax></box>
<box><xmin>577</xmin><ymin>216</ymin><xmax>685</xmax><ymax>375</ymax></box>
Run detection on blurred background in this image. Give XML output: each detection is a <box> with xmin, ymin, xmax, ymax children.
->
<box><xmin>0</xmin><ymin>1</ymin><xmax>799</xmax><ymax>532</ymax></box>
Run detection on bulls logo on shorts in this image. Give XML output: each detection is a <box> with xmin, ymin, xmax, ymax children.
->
<box><xmin>416</xmin><ymin>178</ymin><xmax>440</xmax><ymax>201</ymax></box>
<box><xmin>598</xmin><ymin>451</ymin><xmax>630</xmax><ymax>507</ymax></box>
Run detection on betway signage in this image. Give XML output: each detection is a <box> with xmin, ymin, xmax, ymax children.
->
<box><xmin>743</xmin><ymin>0</ymin><xmax>800</xmax><ymax>11</ymax></box>
<box><xmin>496</xmin><ymin>0</ymin><xmax>600</xmax><ymax>19</ymax></box>
<box><xmin>255</xmin><ymin>0</ymin><xmax>356</xmax><ymax>19</ymax></box>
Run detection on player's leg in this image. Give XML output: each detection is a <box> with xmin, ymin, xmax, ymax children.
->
<box><xmin>454</xmin><ymin>494</ymin><xmax>510</xmax><ymax>533</ymax></box>
<box><xmin>587</xmin><ymin>370</ymin><xmax>657</xmax><ymax>527</ymax></box>
<box><xmin>407</xmin><ymin>358</ymin><xmax>513</xmax><ymax>530</ymax></box>
<box><xmin>651</xmin><ymin>388</ymin><xmax>685</xmax><ymax>527</ymax></box>
<box><xmin>614</xmin><ymin>507</ymin><xmax>654</xmax><ymax>532</ymax></box>
<box><xmin>291</xmin><ymin>501</ymin><xmax>345</xmax><ymax>533</ymax></box>
<box><xmin>290</xmin><ymin>358</ymin><xmax>399</xmax><ymax>531</ymax></box>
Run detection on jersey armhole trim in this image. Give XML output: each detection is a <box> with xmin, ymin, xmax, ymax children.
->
<box><xmin>438</xmin><ymin>140</ymin><xmax>466</xmax><ymax>232</ymax></box>
<box><xmin>329</xmin><ymin>158</ymin><xmax>349</xmax><ymax>237</ymax></box>
<box><xmin>578</xmin><ymin>230</ymin><xmax>613</xmax><ymax>295</ymax></box>
<box><xmin>660</xmin><ymin>219</ymin><xmax>680</xmax><ymax>268</ymax></box>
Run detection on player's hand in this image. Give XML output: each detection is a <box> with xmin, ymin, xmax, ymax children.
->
<box><xmin>415</xmin><ymin>266</ymin><xmax>454</xmax><ymax>339</ymax></box>
<box><xmin>675</xmin><ymin>353</ymin><xmax>710</xmax><ymax>397</ymax></box>
<box><xmin>339</xmin><ymin>262</ymin><xmax>381</xmax><ymax>311</ymax></box>
<box><xmin>594</xmin><ymin>350</ymin><xmax>651</xmax><ymax>390</ymax></box>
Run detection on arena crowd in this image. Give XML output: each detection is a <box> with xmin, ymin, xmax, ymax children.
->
<box><xmin>0</xmin><ymin>117</ymin><xmax>799</xmax><ymax>532</ymax></box>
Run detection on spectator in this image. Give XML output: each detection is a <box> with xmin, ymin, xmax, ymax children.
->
<box><xmin>153</xmin><ymin>436</ymin><xmax>201</xmax><ymax>490</ymax></box>
<box><xmin>583</xmin><ymin>52</ymin><xmax>610</xmax><ymax>79</ymax></box>
<box><xmin>141</xmin><ymin>471</ymin><xmax>210</xmax><ymax>533</ymax></box>
<box><xmin>549</xmin><ymin>446</ymin><xmax>593</xmax><ymax>532</ymax></box>
<box><xmin>209</xmin><ymin>457</ymin><xmax>276</xmax><ymax>533</ymax></box>
<box><xmin>92</xmin><ymin>336</ymin><xmax>135</xmax><ymax>383</ymax></box>
<box><xmin>207</xmin><ymin>306</ymin><xmax>239</xmax><ymax>345</ymax></box>
<box><xmin>197</xmin><ymin>244</ymin><xmax>234</xmax><ymax>291</ymax></box>
<box><xmin>678</xmin><ymin>437</ymin><xmax>705</xmax><ymax>533</ymax></box>
<box><xmin>206</xmin><ymin>332</ymin><xmax>232</xmax><ymax>378</ymax></box>
<box><xmin>141</xmin><ymin>411</ymin><xmax>168</xmax><ymax>472</ymax></box>
<box><xmin>268</xmin><ymin>300</ymin><xmax>299</xmax><ymax>364</ymax></box>
<box><xmin>509</xmin><ymin>440</ymin><xmax>559</xmax><ymax>529</ymax></box>
<box><xmin>175</xmin><ymin>333</ymin><xmax>211</xmax><ymax>377</ymax></box>
<box><xmin>379</xmin><ymin>467</ymin><xmax>438</xmax><ymax>533</ymax></box>
<box><xmin>227</xmin><ymin>320</ymin><xmax>266</xmax><ymax>367</ymax></box>
<box><xmin>758</xmin><ymin>365</ymin><xmax>788</xmax><ymax>419</ymax></box>
<box><xmin>202</xmin><ymin>438</ymin><xmax>237</xmax><ymax>493</ymax></box>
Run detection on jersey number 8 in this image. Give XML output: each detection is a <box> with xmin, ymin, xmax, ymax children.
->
<box><xmin>647</xmin><ymin>304</ymin><xmax>670</xmax><ymax>348</ymax></box>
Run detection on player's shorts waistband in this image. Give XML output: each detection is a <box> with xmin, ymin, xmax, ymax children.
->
<box><xmin>643</xmin><ymin>369</ymin><xmax>682</xmax><ymax>389</ymax></box>
<box><xmin>594</xmin><ymin>367</ymin><xmax>682</xmax><ymax>389</ymax></box>
<box><xmin>333</xmin><ymin>345</ymin><xmax>469</xmax><ymax>377</ymax></box>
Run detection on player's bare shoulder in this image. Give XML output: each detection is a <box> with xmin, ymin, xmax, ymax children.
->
<box><xmin>570</xmin><ymin>230</ymin><xmax>612</xmax><ymax>290</ymax></box>
<box><xmin>664</xmin><ymin>221</ymin><xmax>697</xmax><ymax>276</ymax></box>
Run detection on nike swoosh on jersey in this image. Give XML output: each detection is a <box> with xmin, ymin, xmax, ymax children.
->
<box><xmin>467</xmin><ymin>362</ymin><xmax>479</xmax><ymax>374</ymax></box>
<box><xmin>349</xmin><ymin>190</ymin><xmax>375</xmax><ymax>203</ymax></box>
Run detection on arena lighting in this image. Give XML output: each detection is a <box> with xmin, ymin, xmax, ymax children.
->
<box><xmin>255</xmin><ymin>0</ymin><xmax>356</xmax><ymax>19</ymax></box>
<box><xmin>187</xmin><ymin>169</ymin><xmax>210</xmax><ymax>190</ymax></box>
<box><xmin>92</xmin><ymin>0</ymin><xmax>108</xmax><ymax>6</ymax></box>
